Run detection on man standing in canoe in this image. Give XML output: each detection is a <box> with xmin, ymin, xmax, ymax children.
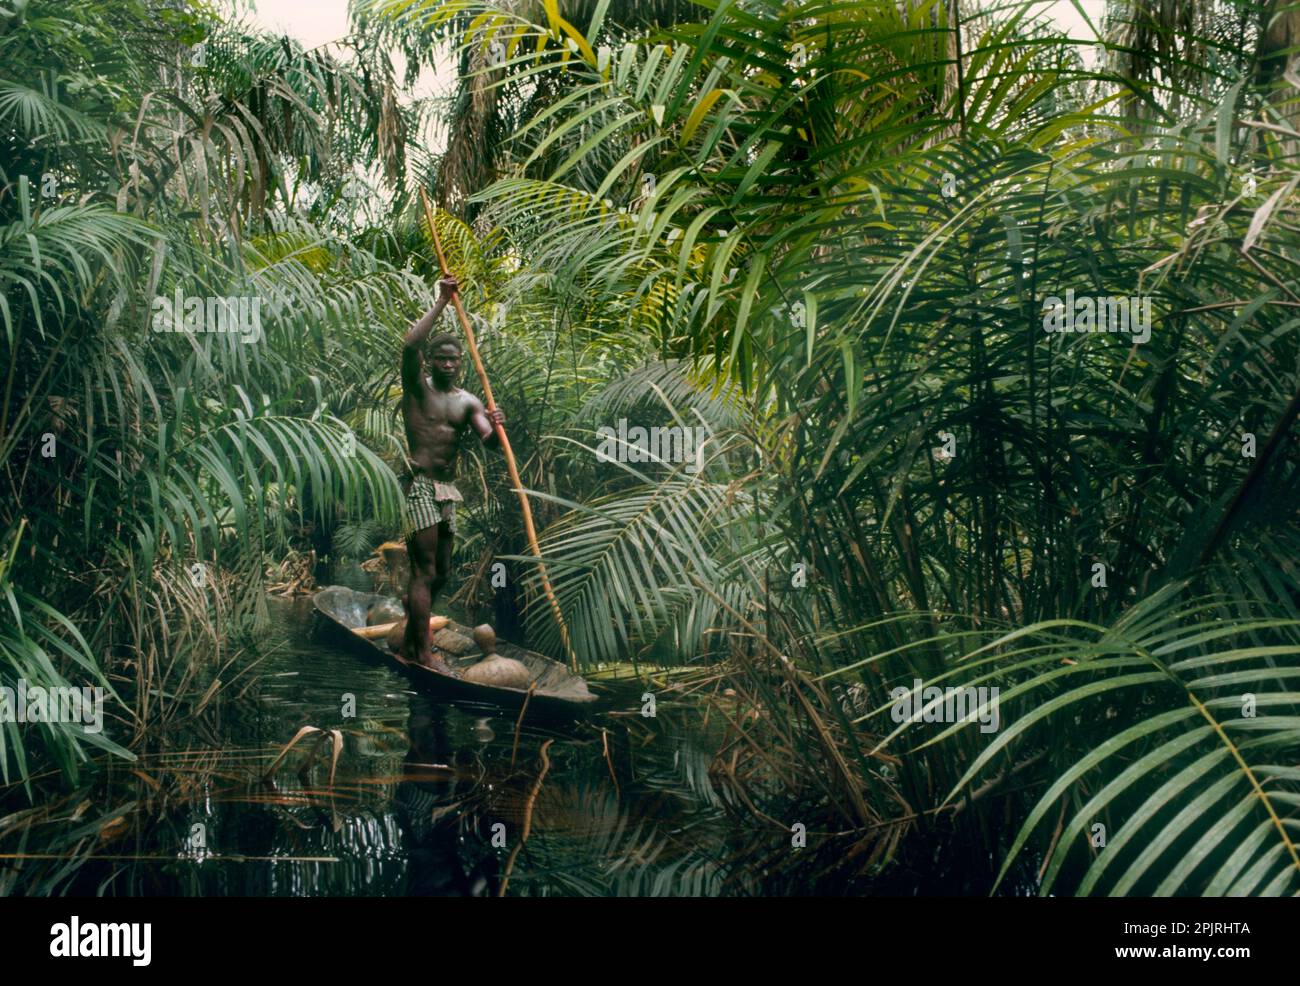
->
<box><xmin>398</xmin><ymin>274</ymin><xmax>505</xmax><ymax>672</ymax></box>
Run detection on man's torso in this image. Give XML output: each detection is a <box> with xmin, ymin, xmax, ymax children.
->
<box><xmin>403</xmin><ymin>379</ymin><xmax>474</xmax><ymax>480</ymax></box>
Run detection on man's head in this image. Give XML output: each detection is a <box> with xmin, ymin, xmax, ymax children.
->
<box><xmin>427</xmin><ymin>333</ymin><xmax>462</xmax><ymax>383</ymax></box>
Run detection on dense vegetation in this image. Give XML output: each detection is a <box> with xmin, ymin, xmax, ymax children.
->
<box><xmin>2</xmin><ymin>0</ymin><xmax>1298</xmax><ymax>895</ymax></box>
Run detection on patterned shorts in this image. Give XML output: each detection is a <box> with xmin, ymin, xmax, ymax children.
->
<box><xmin>404</xmin><ymin>476</ymin><xmax>463</xmax><ymax>538</ymax></box>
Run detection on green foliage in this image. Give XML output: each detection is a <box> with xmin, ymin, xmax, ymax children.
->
<box><xmin>0</xmin><ymin>0</ymin><xmax>425</xmax><ymax>791</ymax></box>
<box><xmin>368</xmin><ymin>0</ymin><xmax>1300</xmax><ymax>895</ymax></box>
<box><xmin>4</xmin><ymin>0</ymin><xmax>1297</xmax><ymax>897</ymax></box>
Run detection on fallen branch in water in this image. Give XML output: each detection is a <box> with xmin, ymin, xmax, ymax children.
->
<box><xmin>262</xmin><ymin>726</ymin><xmax>344</xmax><ymax>787</ymax></box>
<box><xmin>498</xmin><ymin>738</ymin><xmax>553</xmax><ymax>896</ymax></box>
<box><xmin>601</xmin><ymin>728</ymin><xmax>620</xmax><ymax>801</ymax></box>
<box><xmin>510</xmin><ymin>682</ymin><xmax>536</xmax><ymax>770</ymax></box>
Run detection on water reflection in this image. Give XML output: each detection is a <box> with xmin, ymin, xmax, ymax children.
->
<box><xmin>395</xmin><ymin>697</ymin><xmax>498</xmax><ymax>896</ymax></box>
<box><xmin>2</xmin><ymin>592</ymin><xmax>738</xmax><ymax>896</ymax></box>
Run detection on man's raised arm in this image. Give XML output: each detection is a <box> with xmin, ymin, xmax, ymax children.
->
<box><xmin>401</xmin><ymin>275</ymin><xmax>458</xmax><ymax>393</ymax></box>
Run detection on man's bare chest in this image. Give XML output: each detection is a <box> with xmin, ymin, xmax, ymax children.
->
<box><xmin>407</xmin><ymin>385</ymin><xmax>469</xmax><ymax>430</ymax></box>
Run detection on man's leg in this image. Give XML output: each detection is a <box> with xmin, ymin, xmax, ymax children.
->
<box><xmin>434</xmin><ymin>518</ymin><xmax>454</xmax><ymax>608</ymax></box>
<box><xmin>403</xmin><ymin>524</ymin><xmax>450</xmax><ymax>671</ymax></box>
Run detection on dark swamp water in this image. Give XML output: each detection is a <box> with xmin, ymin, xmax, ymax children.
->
<box><xmin>1</xmin><ymin>574</ymin><xmax>751</xmax><ymax>897</ymax></box>
<box><xmin>2</xmin><ymin>568</ymin><xmax>1020</xmax><ymax>897</ymax></box>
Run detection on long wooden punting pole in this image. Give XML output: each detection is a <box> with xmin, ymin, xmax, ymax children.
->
<box><xmin>418</xmin><ymin>188</ymin><xmax>577</xmax><ymax>670</ymax></box>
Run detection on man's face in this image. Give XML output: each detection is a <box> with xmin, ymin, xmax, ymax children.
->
<box><xmin>430</xmin><ymin>344</ymin><xmax>462</xmax><ymax>382</ymax></box>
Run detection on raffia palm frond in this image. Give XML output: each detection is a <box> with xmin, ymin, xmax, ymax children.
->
<box><xmin>358</xmin><ymin>0</ymin><xmax>1300</xmax><ymax>894</ymax></box>
<box><xmin>0</xmin><ymin>0</ymin><xmax>429</xmax><ymax>792</ymax></box>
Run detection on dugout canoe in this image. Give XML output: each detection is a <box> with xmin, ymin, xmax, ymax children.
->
<box><xmin>311</xmin><ymin>585</ymin><xmax>601</xmax><ymax>716</ymax></box>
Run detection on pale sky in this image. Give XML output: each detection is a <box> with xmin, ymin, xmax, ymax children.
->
<box><xmin>242</xmin><ymin>0</ymin><xmax>452</xmax><ymax>98</ymax></box>
<box><xmin>246</xmin><ymin>0</ymin><xmax>352</xmax><ymax>50</ymax></box>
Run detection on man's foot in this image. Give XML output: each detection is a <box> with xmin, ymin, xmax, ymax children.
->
<box><xmin>415</xmin><ymin>650</ymin><xmax>460</xmax><ymax>677</ymax></box>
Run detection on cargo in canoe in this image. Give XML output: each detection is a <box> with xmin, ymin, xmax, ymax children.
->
<box><xmin>311</xmin><ymin>585</ymin><xmax>601</xmax><ymax>716</ymax></box>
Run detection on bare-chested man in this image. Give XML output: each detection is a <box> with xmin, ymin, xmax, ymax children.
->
<box><xmin>398</xmin><ymin>275</ymin><xmax>504</xmax><ymax>671</ymax></box>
